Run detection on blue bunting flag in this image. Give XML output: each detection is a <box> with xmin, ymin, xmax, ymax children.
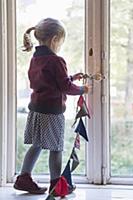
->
<box><xmin>62</xmin><ymin>160</ymin><xmax>72</xmax><ymax>186</ymax></box>
<box><xmin>75</xmin><ymin>118</ymin><xmax>89</xmax><ymax>142</ymax></box>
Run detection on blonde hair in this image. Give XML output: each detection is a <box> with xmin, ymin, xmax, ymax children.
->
<box><xmin>23</xmin><ymin>18</ymin><xmax>66</xmax><ymax>52</ymax></box>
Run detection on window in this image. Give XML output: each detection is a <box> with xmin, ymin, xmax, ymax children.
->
<box><xmin>110</xmin><ymin>0</ymin><xmax>133</xmax><ymax>178</ymax></box>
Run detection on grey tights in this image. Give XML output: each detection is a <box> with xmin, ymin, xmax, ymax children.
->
<box><xmin>21</xmin><ymin>145</ymin><xmax>62</xmax><ymax>180</ymax></box>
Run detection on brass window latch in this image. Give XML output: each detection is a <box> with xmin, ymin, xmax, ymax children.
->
<box><xmin>83</xmin><ymin>73</ymin><xmax>105</xmax><ymax>82</ymax></box>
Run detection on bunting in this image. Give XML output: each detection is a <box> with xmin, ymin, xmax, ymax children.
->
<box><xmin>62</xmin><ymin>160</ymin><xmax>73</xmax><ymax>187</ymax></box>
<box><xmin>75</xmin><ymin>104</ymin><xmax>90</xmax><ymax>119</ymax></box>
<box><xmin>54</xmin><ymin>176</ymin><xmax>68</xmax><ymax>197</ymax></box>
<box><xmin>77</xmin><ymin>95</ymin><xmax>84</xmax><ymax>107</ymax></box>
<box><xmin>45</xmin><ymin>94</ymin><xmax>90</xmax><ymax>199</ymax></box>
<box><xmin>74</xmin><ymin>133</ymin><xmax>80</xmax><ymax>149</ymax></box>
<box><xmin>72</xmin><ymin>95</ymin><xmax>91</xmax><ymax>127</ymax></box>
<box><xmin>75</xmin><ymin>118</ymin><xmax>89</xmax><ymax>142</ymax></box>
<box><xmin>70</xmin><ymin>148</ymin><xmax>80</xmax><ymax>172</ymax></box>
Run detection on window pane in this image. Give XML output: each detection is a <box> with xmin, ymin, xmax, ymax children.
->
<box><xmin>16</xmin><ymin>0</ymin><xmax>85</xmax><ymax>175</ymax></box>
<box><xmin>110</xmin><ymin>0</ymin><xmax>133</xmax><ymax>176</ymax></box>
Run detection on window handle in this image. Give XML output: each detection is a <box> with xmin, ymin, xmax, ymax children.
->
<box><xmin>83</xmin><ymin>73</ymin><xmax>105</xmax><ymax>82</ymax></box>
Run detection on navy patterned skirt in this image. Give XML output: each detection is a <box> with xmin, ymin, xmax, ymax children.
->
<box><xmin>24</xmin><ymin>111</ymin><xmax>65</xmax><ymax>151</ymax></box>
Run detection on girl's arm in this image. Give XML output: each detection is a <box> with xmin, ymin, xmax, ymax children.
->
<box><xmin>55</xmin><ymin>57</ymin><xmax>89</xmax><ymax>95</ymax></box>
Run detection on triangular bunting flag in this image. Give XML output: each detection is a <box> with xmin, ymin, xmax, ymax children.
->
<box><xmin>72</xmin><ymin>96</ymin><xmax>92</xmax><ymax>127</ymax></box>
<box><xmin>75</xmin><ymin>106</ymin><xmax>89</xmax><ymax>119</ymax></box>
<box><xmin>45</xmin><ymin>194</ymin><xmax>56</xmax><ymax>200</ymax></box>
<box><xmin>76</xmin><ymin>100</ymin><xmax>91</xmax><ymax>119</ymax></box>
<box><xmin>77</xmin><ymin>95</ymin><xmax>84</xmax><ymax>107</ymax></box>
<box><xmin>54</xmin><ymin>176</ymin><xmax>68</xmax><ymax>197</ymax></box>
<box><xmin>75</xmin><ymin>118</ymin><xmax>89</xmax><ymax>142</ymax></box>
<box><xmin>70</xmin><ymin>148</ymin><xmax>80</xmax><ymax>172</ymax></box>
<box><xmin>77</xmin><ymin>95</ymin><xmax>91</xmax><ymax>118</ymax></box>
<box><xmin>82</xmin><ymin>99</ymin><xmax>91</xmax><ymax>118</ymax></box>
<box><xmin>74</xmin><ymin>133</ymin><xmax>80</xmax><ymax>149</ymax></box>
<box><xmin>62</xmin><ymin>160</ymin><xmax>72</xmax><ymax>186</ymax></box>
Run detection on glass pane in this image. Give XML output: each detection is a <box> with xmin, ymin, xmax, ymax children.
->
<box><xmin>16</xmin><ymin>0</ymin><xmax>85</xmax><ymax>175</ymax></box>
<box><xmin>110</xmin><ymin>0</ymin><xmax>133</xmax><ymax>176</ymax></box>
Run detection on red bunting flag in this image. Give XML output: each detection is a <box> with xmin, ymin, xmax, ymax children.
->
<box><xmin>54</xmin><ymin>176</ymin><xmax>68</xmax><ymax>197</ymax></box>
<box><xmin>77</xmin><ymin>95</ymin><xmax>84</xmax><ymax>107</ymax></box>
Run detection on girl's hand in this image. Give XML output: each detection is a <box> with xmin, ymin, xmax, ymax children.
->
<box><xmin>72</xmin><ymin>73</ymin><xmax>83</xmax><ymax>81</ymax></box>
<box><xmin>83</xmin><ymin>84</ymin><xmax>92</xmax><ymax>94</ymax></box>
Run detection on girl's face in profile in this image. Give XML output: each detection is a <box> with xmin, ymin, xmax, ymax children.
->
<box><xmin>51</xmin><ymin>36</ymin><xmax>65</xmax><ymax>53</ymax></box>
<box><xmin>56</xmin><ymin>37</ymin><xmax>65</xmax><ymax>53</ymax></box>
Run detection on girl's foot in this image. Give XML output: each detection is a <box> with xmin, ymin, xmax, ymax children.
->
<box><xmin>13</xmin><ymin>173</ymin><xmax>47</xmax><ymax>194</ymax></box>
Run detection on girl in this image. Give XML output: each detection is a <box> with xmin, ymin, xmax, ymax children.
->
<box><xmin>14</xmin><ymin>18</ymin><xmax>90</xmax><ymax>195</ymax></box>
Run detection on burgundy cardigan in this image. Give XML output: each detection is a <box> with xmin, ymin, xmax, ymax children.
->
<box><xmin>28</xmin><ymin>45</ymin><xmax>83</xmax><ymax>114</ymax></box>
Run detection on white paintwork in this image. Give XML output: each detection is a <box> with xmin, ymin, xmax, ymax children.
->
<box><xmin>0</xmin><ymin>0</ymin><xmax>16</xmax><ymax>186</ymax></box>
<box><xmin>0</xmin><ymin>0</ymin><xmax>8</xmax><ymax>186</ymax></box>
<box><xmin>6</xmin><ymin>0</ymin><xmax>16</xmax><ymax>183</ymax></box>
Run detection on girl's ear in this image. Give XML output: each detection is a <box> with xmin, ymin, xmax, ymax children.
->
<box><xmin>51</xmin><ymin>35</ymin><xmax>58</xmax><ymax>44</ymax></box>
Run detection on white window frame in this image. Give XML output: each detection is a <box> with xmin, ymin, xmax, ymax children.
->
<box><xmin>85</xmin><ymin>0</ymin><xmax>104</xmax><ymax>184</ymax></box>
<box><xmin>6</xmin><ymin>0</ymin><xmax>16</xmax><ymax>183</ymax></box>
<box><xmin>0</xmin><ymin>0</ymin><xmax>16</xmax><ymax>186</ymax></box>
<box><xmin>101</xmin><ymin>0</ymin><xmax>133</xmax><ymax>185</ymax></box>
<box><xmin>101</xmin><ymin>0</ymin><xmax>110</xmax><ymax>185</ymax></box>
<box><xmin>105</xmin><ymin>0</ymin><xmax>133</xmax><ymax>185</ymax></box>
<box><xmin>0</xmin><ymin>0</ymin><xmax>8</xmax><ymax>186</ymax></box>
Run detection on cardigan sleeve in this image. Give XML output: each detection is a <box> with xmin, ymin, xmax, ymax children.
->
<box><xmin>54</xmin><ymin>57</ymin><xmax>84</xmax><ymax>95</ymax></box>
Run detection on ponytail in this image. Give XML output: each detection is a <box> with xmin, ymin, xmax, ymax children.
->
<box><xmin>22</xmin><ymin>27</ymin><xmax>35</xmax><ymax>52</ymax></box>
<box><xmin>22</xmin><ymin>18</ymin><xmax>66</xmax><ymax>52</ymax></box>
